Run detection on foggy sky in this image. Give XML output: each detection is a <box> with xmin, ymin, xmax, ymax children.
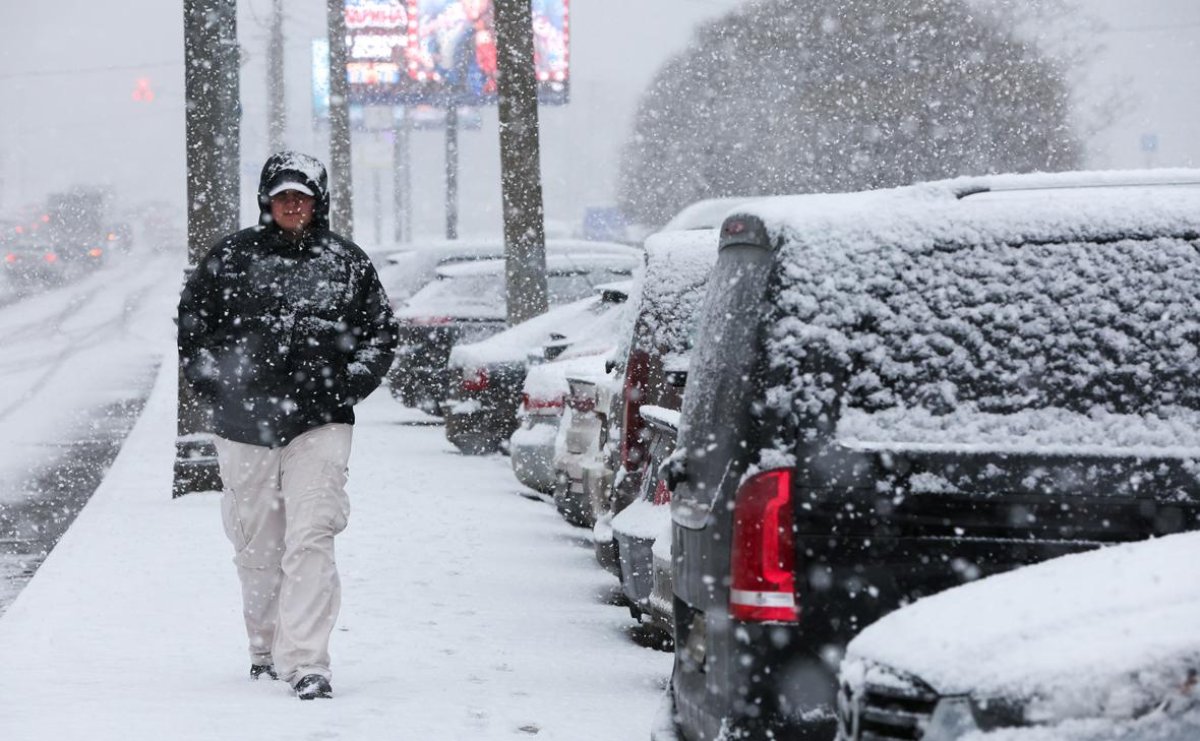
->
<box><xmin>0</xmin><ymin>0</ymin><xmax>1196</xmax><ymax>242</ymax></box>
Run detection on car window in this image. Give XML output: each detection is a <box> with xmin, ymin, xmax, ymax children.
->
<box><xmin>547</xmin><ymin>268</ymin><xmax>632</xmax><ymax>304</ymax></box>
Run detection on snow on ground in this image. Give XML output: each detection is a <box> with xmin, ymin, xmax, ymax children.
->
<box><xmin>0</xmin><ymin>354</ymin><xmax>671</xmax><ymax>739</ymax></box>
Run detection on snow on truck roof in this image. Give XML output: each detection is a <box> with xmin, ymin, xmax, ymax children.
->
<box><xmin>737</xmin><ymin>168</ymin><xmax>1200</xmax><ymax>248</ymax></box>
<box><xmin>740</xmin><ymin>169</ymin><xmax>1200</xmax><ymax>455</ymax></box>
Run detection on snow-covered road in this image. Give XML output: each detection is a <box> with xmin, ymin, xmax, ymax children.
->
<box><xmin>0</xmin><ymin>350</ymin><xmax>672</xmax><ymax>739</ymax></box>
<box><xmin>0</xmin><ymin>252</ymin><xmax>181</xmax><ymax>610</ymax></box>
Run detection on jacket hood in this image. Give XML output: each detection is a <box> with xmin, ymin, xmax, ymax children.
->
<box><xmin>257</xmin><ymin>151</ymin><xmax>330</xmax><ymax>230</ymax></box>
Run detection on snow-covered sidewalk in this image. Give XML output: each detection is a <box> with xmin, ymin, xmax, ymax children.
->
<box><xmin>0</xmin><ymin>356</ymin><xmax>671</xmax><ymax>740</ymax></box>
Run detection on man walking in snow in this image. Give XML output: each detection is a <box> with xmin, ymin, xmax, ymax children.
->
<box><xmin>177</xmin><ymin>151</ymin><xmax>397</xmax><ymax>700</ymax></box>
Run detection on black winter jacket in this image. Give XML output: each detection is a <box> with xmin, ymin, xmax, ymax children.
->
<box><xmin>177</xmin><ymin>152</ymin><xmax>398</xmax><ymax>447</ymax></box>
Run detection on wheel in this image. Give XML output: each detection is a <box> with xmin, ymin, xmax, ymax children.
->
<box><xmin>448</xmin><ymin>431</ymin><xmax>503</xmax><ymax>455</ymax></box>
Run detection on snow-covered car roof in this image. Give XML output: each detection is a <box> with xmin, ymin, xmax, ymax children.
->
<box><xmin>661</xmin><ymin>196</ymin><xmax>760</xmax><ymax>231</ymax></box>
<box><xmin>742</xmin><ymin>169</ymin><xmax>1200</xmax><ymax>249</ymax></box>
<box><xmin>842</xmin><ymin>530</ymin><xmax>1200</xmax><ymax>732</ymax></box>
<box><xmin>379</xmin><ymin>238</ymin><xmax>640</xmax><ymax>304</ymax></box>
<box><xmin>742</xmin><ymin>169</ymin><xmax>1200</xmax><ymax>455</ymax></box>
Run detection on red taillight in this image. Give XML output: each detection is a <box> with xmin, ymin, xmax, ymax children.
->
<box><xmin>44</xmin><ymin>252</ymin><xmax>57</xmax><ymax>263</ymax></box>
<box><xmin>461</xmin><ymin>368</ymin><xmax>489</xmax><ymax>392</ymax></box>
<box><xmin>4</xmin><ymin>253</ymin><xmax>15</xmax><ymax>263</ymax></box>
<box><xmin>652</xmin><ymin>478</ymin><xmax>671</xmax><ymax>506</ymax></box>
<box><xmin>88</xmin><ymin>247</ymin><xmax>103</xmax><ymax>257</ymax></box>
<box><xmin>620</xmin><ymin>349</ymin><xmax>651</xmax><ymax>471</ymax></box>
<box><xmin>730</xmin><ymin>468</ymin><xmax>798</xmax><ymax>623</ymax></box>
<box><xmin>411</xmin><ymin>316</ymin><xmax>451</xmax><ymax>326</ymax></box>
<box><xmin>522</xmin><ymin>393</ymin><xmax>563</xmax><ymax>412</ymax></box>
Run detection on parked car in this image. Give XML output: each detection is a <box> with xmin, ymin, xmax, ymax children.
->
<box><xmin>387</xmin><ymin>245</ymin><xmax>639</xmax><ymax>413</ymax></box>
<box><xmin>587</xmin><ymin>229</ymin><xmax>719</xmax><ymax>569</ymax></box>
<box><xmin>837</xmin><ymin>530</ymin><xmax>1200</xmax><ymax>740</ymax></box>
<box><xmin>553</xmin><ymin>364</ymin><xmax>619</xmax><ymax>528</ymax></box>
<box><xmin>510</xmin><ymin>311</ymin><xmax>631</xmax><ymax>494</ymax></box>
<box><xmin>445</xmin><ymin>280</ymin><xmax>633</xmax><ymax>455</ymax></box>
<box><xmin>658</xmin><ymin>170</ymin><xmax>1200</xmax><ymax>741</ymax></box>
<box><xmin>610</xmin><ymin>404</ymin><xmax>678</xmax><ymax>636</ymax></box>
<box><xmin>380</xmin><ymin>236</ymin><xmax>638</xmax><ymax>306</ymax></box>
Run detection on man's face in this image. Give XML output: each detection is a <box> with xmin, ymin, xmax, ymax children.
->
<box><xmin>270</xmin><ymin>190</ymin><xmax>316</xmax><ymax>235</ymax></box>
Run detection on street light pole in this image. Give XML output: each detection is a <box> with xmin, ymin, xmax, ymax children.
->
<box><xmin>445</xmin><ymin>104</ymin><xmax>459</xmax><ymax>240</ymax></box>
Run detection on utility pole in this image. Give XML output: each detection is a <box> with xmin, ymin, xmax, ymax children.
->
<box><xmin>267</xmin><ymin>0</ymin><xmax>286</xmax><ymax>153</ymax></box>
<box><xmin>327</xmin><ymin>0</ymin><xmax>354</xmax><ymax>238</ymax></box>
<box><xmin>494</xmin><ymin>0</ymin><xmax>547</xmax><ymax>324</ymax></box>
<box><xmin>393</xmin><ymin>109</ymin><xmax>411</xmax><ymax>243</ymax></box>
<box><xmin>445</xmin><ymin>105</ymin><xmax>459</xmax><ymax>240</ymax></box>
<box><xmin>178</xmin><ymin>0</ymin><xmax>240</xmax><ymax>497</ymax></box>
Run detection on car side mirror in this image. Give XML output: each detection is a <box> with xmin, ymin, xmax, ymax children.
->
<box><xmin>659</xmin><ymin>446</ymin><xmax>687</xmax><ymax>492</ymax></box>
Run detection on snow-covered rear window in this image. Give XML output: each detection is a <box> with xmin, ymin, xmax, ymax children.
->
<box><xmin>634</xmin><ymin>229</ymin><xmax>719</xmax><ymax>358</ymax></box>
<box><xmin>767</xmin><ymin>234</ymin><xmax>1200</xmax><ymax>453</ymax></box>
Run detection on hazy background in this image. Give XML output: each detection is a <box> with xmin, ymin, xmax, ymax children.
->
<box><xmin>0</xmin><ymin>0</ymin><xmax>1196</xmax><ymax>244</ymax></box>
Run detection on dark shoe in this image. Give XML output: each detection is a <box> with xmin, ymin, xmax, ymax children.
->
<box><xmin>250</xmin><ymin>664</ymin><xmax>278</xmax><ymax>681</ymax></box>
<box><xmin>294</xmin><ymin>674</ymin><xmax>333</xmax><ymax>700</ymax></box>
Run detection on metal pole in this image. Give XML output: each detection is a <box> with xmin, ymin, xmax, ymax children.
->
<box><xmin>372</xmin><ymin>166</ymin><xmax>383</xmax><ymax>245</ymax></box>
<box><xmin>267</xmin><ymin>0</ymin><xmax>286</xmax><ymax>153</ymax></box>
<box><xmin>393</xmin><ymin>109</ymin><xmax>411</xmax><ymax>243</ymax></box>
<box><xmin>327</xmin><ymin>0</ymin><xmax>354</xmax><ymax>238</ymax></box>
<box><xmin>178</xmin><ymin>0</ymin><xmax>240</xmax><ymax>497</ymax></box>
<box><xmin>494</xmin><ymin>0</ymin><xmax>547</xmax><ymax>324</ymax></box>
<box><xmin>445</xmin><ymin>105</ymin><xmax>459</xmax><ymax>240</ymax></box>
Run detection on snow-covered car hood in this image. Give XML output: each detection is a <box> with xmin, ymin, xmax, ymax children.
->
<box><xmin>843</xmin><ymin>531</ymin><xmax>1200</xmax><ymax>721</ymax></box>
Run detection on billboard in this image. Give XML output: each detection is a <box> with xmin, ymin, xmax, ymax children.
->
<box><xmin>341</xmin><ymin>0</ymin><xmax>569</xmax><ymax>106</ymax></box>
<box><xmin>345</xmin><ymin>0</ymin><xmax>417</xmax><ymax>104</ymax></box>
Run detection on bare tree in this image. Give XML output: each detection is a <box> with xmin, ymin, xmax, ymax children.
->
<box><xmin>619</xmin><ymin>0</ymin><xmax>1087</xmax><ymax>227</ymax></box>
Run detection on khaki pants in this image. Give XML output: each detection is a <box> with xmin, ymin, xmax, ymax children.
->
<box><xmin>213</xmin><ymin>423</ymin><xmax>352</xmax><ymax>686</ymax></box>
